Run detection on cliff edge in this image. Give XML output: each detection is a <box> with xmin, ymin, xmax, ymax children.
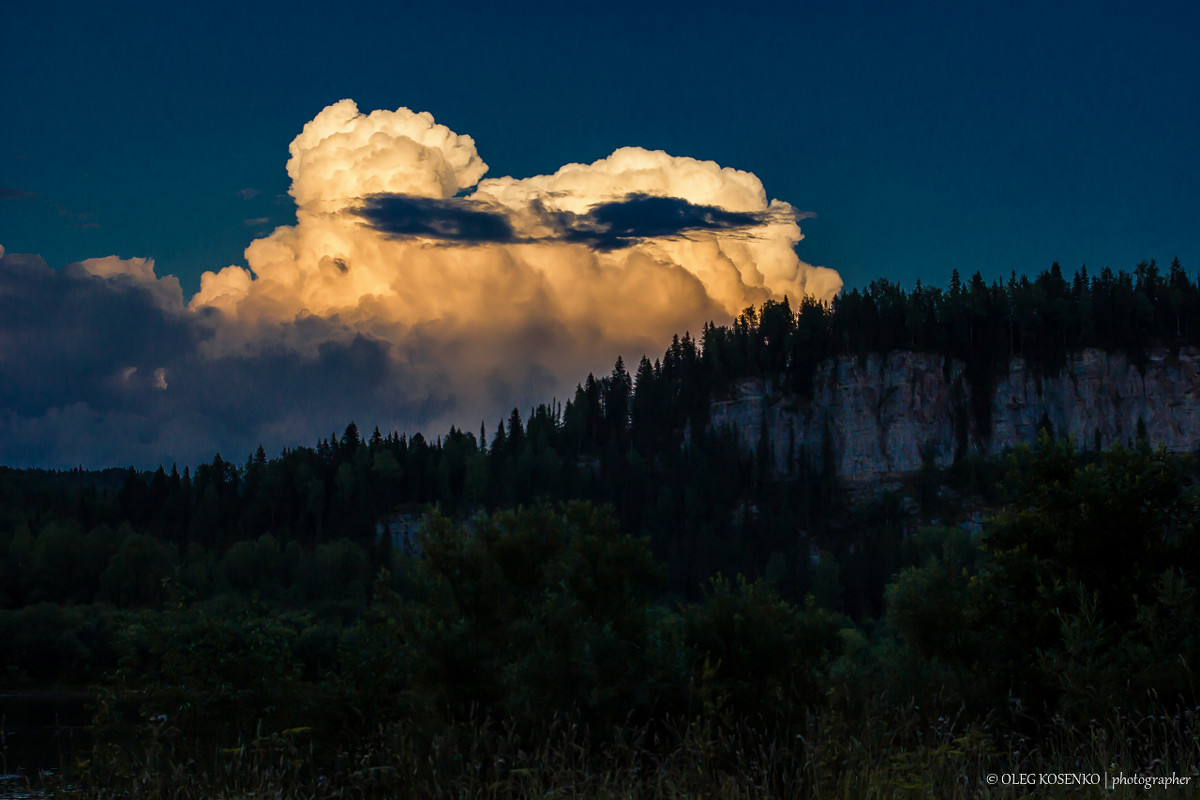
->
<box><xmin>709</xmin><ymin>348</ymin><xmax>1200</xmax><ymax>484</ymax></box>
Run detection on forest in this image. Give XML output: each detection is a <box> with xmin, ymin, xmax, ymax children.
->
<box><xmin>2</xmin><ymin>260</ymin><xmax>1199</xmax><ymax>797</ymax></box>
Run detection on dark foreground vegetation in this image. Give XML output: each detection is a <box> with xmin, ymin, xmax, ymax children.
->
<box><xmin>3</xmin><ymin>262</ymin><xmax>1200</xmax><ymax>796</ymax></box>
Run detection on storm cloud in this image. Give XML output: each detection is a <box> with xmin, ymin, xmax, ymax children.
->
<box><xmin>1</xmin><ymin>100</ymin><xmax>840</xmax><ymax>468</ymax></box>
<box><xmin>0</xmin><ymin>248</ymin><xmax>437</xmax><ymax>468</ymax></box>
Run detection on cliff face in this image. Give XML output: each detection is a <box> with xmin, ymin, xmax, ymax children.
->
<box><xmin>709</xmin><ymin>348</ymin><xmax>1200</xmax><ymax>485</ymax></box>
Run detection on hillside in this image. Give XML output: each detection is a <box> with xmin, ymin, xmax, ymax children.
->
<box><xmin>3</xmin><ymin>261</ymin><xmax>1200</xmax><ymax>796</ymax></box>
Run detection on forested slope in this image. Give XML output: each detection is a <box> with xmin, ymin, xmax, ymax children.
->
<box><xmin>3</xmin><ymin>260</ymin><xmax>1200</xmax><ymax>796</ymax></box>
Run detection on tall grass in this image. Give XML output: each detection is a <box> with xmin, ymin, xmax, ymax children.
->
<box><xmin>43</xmin><ymin>699</ymin><xmax>1200</xmax><ymax>799</ymax></box>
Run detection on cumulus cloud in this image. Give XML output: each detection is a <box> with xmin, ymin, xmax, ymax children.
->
<box><xmin>76</xmin><ymin>255</ymin><xmax>186</xmax><ymax>312</ymax></box>
<box><xmin>1</xmin><ymin>100</ymin><xmax>840</xmax><ymax>468</ymax></box>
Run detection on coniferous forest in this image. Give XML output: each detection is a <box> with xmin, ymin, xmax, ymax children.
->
<box><xmin>3</xmin><ymin>261</ymin><xmax>1200</xmax><ymax>797</ymax></box>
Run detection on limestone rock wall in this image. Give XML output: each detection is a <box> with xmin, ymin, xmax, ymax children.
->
<box><xmin>709</xmin><ymin>348</ymin><xmax>1200</xmax><ymax>484</ymax></box>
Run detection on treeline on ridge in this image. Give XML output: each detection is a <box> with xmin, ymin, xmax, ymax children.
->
<box><xmin>706</xmin><ymin>257</ymin><xmax>1200</xmax><ymax>431</ymax></box>
<box><xmin>5</xmin><ymin>258</ymin><xmax>1199</xmax><ymax>636</ymax></box>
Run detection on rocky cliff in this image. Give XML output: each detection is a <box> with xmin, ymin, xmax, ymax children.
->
<box><xmin>709</xmin><ymin>348</ymin><xmax>1200</xmax><ymax>485</ymax></box>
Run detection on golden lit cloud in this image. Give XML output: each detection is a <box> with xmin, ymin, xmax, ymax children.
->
<box><xmin>188</xmin><ymin>100</ymin><xmax>841</xmax><ymax>432</ymax></box>
<box><xmin>0</xmin><ymin>101</ymin><xmax>843</xmax><ymax>468</ymax></box>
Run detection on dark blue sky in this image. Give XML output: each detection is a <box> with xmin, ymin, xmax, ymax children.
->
<box><xmin>5</xmin><ymin>0</ymin><xmax>1198</xmax><ymax>294</ymax></box>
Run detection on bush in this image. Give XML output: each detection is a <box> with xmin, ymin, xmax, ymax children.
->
<box><xmin>682</xmin><ymin>575</ymin><xmax>841</xmax><ymax>727</ymax></box>
<box><xmin>388</xmin><ymin>502</ymin><xmax>679</xmax><ymax>730</ymax></box>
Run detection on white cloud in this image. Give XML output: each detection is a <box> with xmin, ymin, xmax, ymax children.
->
<box><xmin>188</xmin><ymin>100</ymin><xmax>841</xmax><ymax>434</ymax></box>
<box><xmin>0</xmin><ymin>100</ymin><xmax>842</xmax><ymax>467</ymax></box>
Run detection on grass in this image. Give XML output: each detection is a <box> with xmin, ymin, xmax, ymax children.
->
<box><xmin>34</xmin><ymin>699</ymin><xmax>1200</xmax><ymax>799</ymax></box>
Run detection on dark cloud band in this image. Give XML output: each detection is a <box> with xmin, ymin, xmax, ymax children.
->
<box><xmin>0</xmin><ymin>187</ymin><xmax>38</xmax><ymax>200</ymax></box>
<box><xmin>357</xmin><ymin>195</ymin><xmax>518</xmax><ymax>245</ymax></box>
<box><xmin>357</xmin><ymin>192</ymin><xmax>788</xmax><ymax>251</ymax></box>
